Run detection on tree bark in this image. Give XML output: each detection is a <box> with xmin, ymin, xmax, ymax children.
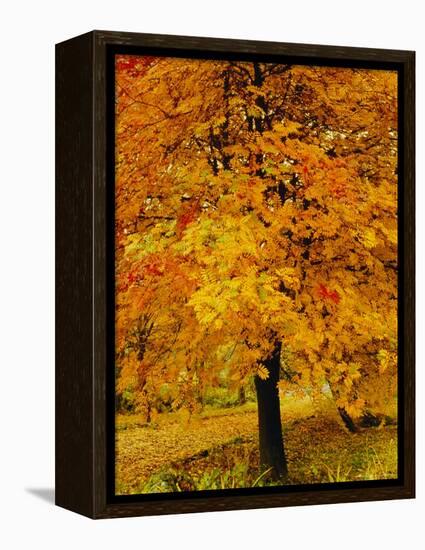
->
<box><xmin>337</xmin><ymin>406</ymin><xmax>358</xmax><ymax>433</ymax></box>
<box><xmin>326</xmin><ymin>376</ymin><xmax>358</xmax><ymax>433</ymax></box>
<box><xmin>254</xmin><ymin>342</ymin><xmax>288</xmax><ymax>480</ymax></box>
<box><xmin>238</xmin><ymin>385</ymin><xmax>246</xmax><ymax>405</ymax></box>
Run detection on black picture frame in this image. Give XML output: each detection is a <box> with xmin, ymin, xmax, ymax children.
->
<box><xmin>55</xmin><ymin>30</ymin><xmax>415</xmax><ymax>519</ymax></box>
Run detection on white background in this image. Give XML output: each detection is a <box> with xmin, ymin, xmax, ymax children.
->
<box><xmin>0</xmin><ymin>0</ymin><xmax>422</xmax><ymax>548</ymax></box>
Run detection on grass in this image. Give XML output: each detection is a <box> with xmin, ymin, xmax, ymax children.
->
<box><xmin>115</xmin><ymin>396</ymin><xmax>398</xmax><ymax>495</ymax></box>
<box><xmin>116</xmin><ymin>400</ymin><xmax>258</xmax><ymax>430</ymax></box>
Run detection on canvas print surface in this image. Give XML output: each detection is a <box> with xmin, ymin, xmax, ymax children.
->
<box><xmin>114</xmin><ymin>54</ymin><xmax>398</xmax><ymax>495</ymax></box>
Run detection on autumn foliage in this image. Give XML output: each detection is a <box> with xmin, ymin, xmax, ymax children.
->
<box><xmin>114</xmin><ymin>54</ymin><xmax>398</xmax><ymax>490</ymax></box>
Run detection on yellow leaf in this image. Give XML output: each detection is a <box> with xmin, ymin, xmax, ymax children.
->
<box><xmin>214</xmin><ymin>318</ymin><xmax>223</xmax><ymax>329</ymax></box>
<box><xmin>256</xmin><ymin>365</ymin><xmax>269</xmax><ymax>380</ymax></box>
<box><xmin>360</xmin><ymin>228</ymin><xmax>377</xmax><ymax>249</ymax></box>
<box><xmin>377</xmin><ymin>349</ymin><xmax>390</xmax><ymax>374</ymax></box>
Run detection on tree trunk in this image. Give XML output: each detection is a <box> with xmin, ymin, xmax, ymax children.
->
<box><xmin>326</xmin><ymin>376</ymin><xmax>358</xmax><ymax>433</ymax></box>
<box><xmin>238</xmin><ymin>385</ymin><xmax>246</xmax><ymax>405</ymax></box>
<box><xmin>337</xmin><ymin>406</ymin><xmax>358</xmax><ymax>433</ymax></box>
<box><xmin>254</xmin><ymin>342</ymin><xmax>288</xmax><ymax>480</ymax></box>
<box><xmin>359</xmin><ymin>411</ymin><xmax>396</xmax><ymax>428</ymax></box>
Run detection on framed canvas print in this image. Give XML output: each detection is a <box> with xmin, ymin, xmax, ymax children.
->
<box><xmin>55</xmin><ymin>30</ymin><xmax>415</xmax><ymax>519</ymax></box>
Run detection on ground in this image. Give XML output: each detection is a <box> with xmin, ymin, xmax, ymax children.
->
<box><xmin>115</xmin><ymin>397</ymin><xmax>397</xmax><ymax>495</ymax></box>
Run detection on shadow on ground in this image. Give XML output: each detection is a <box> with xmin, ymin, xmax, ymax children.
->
<box><xmin>26</xmin><ymin>488</ymin><xmax>55</xmax><ymax>504</ymax></box>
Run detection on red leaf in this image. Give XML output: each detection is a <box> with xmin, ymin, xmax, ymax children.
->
<box><xmin>145</xmin><ymin>263</ymin><xmax>163</xmax><ymax>276</ymax></box>
<box><xmin>176</xmin><ymin>202</ymin><xmax>199</xmax><ymax>236</ymax></box>
<box><xmin>329</xmin><ymin>290</ymin><xmax>341</xmax><ymax>304</ymax></box>
<box><xmin>317</xmin><ymin>284</ymin><xmax>340</xmax><ymax>304</ymax></box>
<box><xmin>116</xmin><ymin>55</ymin><xmax>157</xmax><ymax>75</ymax></box>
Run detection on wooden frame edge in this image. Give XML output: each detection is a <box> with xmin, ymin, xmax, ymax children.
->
<box><xmin>55</xmin><ymin>30</ymin><xmax>415</xmax><ymax>519</ymax></box>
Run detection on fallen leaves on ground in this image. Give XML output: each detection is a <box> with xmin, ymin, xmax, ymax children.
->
<box><xmin>116</xmin><ymin>401</ymin><xmax>397</xmax><ymax>494</ymax></box>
